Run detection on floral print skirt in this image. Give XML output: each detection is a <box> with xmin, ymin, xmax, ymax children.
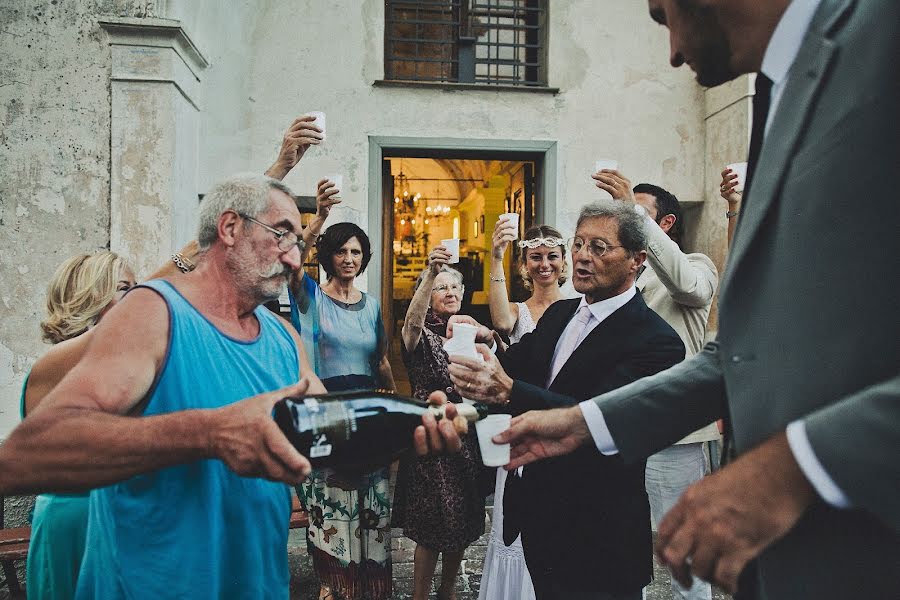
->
<box><xmin>297</xmin><ymin>466</ymin><xmax>392</xmax><ymax>600</ymax></box>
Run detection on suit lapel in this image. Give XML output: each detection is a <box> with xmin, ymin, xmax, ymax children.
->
<box><xmin>549</xmin><ymin>295</ymin><xmax>643</xmax><ymax>394</ymax></box>
<box><xmin>721</xmin><ymin>0</ymin><xmax>852</xmax><ymax>301</ymax></box>
<box><xmin>530</xmin><ymin>299</ymin><xmax>579</xmax><ymax>383</ymax></box>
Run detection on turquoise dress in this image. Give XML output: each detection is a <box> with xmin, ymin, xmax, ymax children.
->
<box><xmin>289</xmin><ymin>275</ymin><xmax>393</xmax><ymax>600</ymax></box>
<box><xmin>21</xmin><ymin>374</ymin><xmax>90</xmax><ymax>600</ymax></box>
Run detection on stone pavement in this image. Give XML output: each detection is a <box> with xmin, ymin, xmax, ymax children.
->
<box><xmin>287</xmin><ymin>504</ymin><xmax>731</xmax><ymax>600</ymax></box>
<box><xmin>0</xmin><ymin>508</ymin><xmax>729</xmax><ymax>600</ymax></box>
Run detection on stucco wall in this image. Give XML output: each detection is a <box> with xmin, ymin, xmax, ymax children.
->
<box><xmin>242</xmin><ymin>0</ymin><xmax>707</xmax><ymax>243</ymax></box>
<box><xmin>0</xmin><ymin>0</ymin><xmax>725</xmax><ymax>435</ymax></box>
<box><xmin>0</xmin><ymin>0</ymin><xmax>154</xmax><ymax>529</ymax></box>
<box><xmin>0</xmin><ymin>0</ymin><xmax>152</xmax><ymax>441</ymax></box>
<box><xmin>164</xmin><ymin>0</ymin><xmax>261</xmax><ymax>192</ymax></box>
<box><xmin>688</xmin><ymin>75</ymin><xmax>753</xmax><ymax>332</ymax></box>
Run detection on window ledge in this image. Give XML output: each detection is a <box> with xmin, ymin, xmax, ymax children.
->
<box><xmin>374</xmin><ymin>79</ymin><xmax>559</xmax><ymax>94</ymax></box>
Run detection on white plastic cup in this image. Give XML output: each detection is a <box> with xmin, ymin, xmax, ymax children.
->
<box><xmin>594</xmin><ymin>159</ymin><xmax>619</xmax><ymax>174</ymax></box>
<box><xmin>475</xmin><ymin>414</ymin><xmax>512</xmax><ymax>467</ymax></box>
<box><xmin>726</xmin><ymin>162</ymin><xmax>748</xmax><ymax>192</ymax></box>
<box><xmin>307</xmin><ymin>111</ymin><xmax>326</xmax><ymax>141</ymax></box>
<box><xmin>500</xmin><ymin>213</ymin><xmax>519</xmax><ymax>239</ymax></box>
<box><xmin>444</xmin><ymin>325</ymin><xmax>482</xmax><ymax>403</ymax></box>
<box><xmin>441</xmin><ymin>238</ymin><xmax>460</xmax><ymax>264</ymax></box>
<box><xmin>325</xmin><ymin>174</ymin><xmax>343</xmax><ymax>198</ymax></box>
<box><xmin>449</xmin><ymin>322</ymin><xmax>478</xmax><ymax>347</ymax></box>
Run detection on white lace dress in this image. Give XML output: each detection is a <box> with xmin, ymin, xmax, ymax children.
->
<box><xmin>478</xmin><ymin>303</ymin><xmax>537</xmax><ymax>600</ymax></box>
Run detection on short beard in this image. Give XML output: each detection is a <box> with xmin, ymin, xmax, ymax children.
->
<box><xmin>694</xmin><ymin>48</ymin><xmax>738</xmax><ymax>87</ymax></box>
<box><xmin>686</xmin><ymin>1</ymin><xmax>739</xmax><ymax>87</ymax></box>
<box><xmin>226</xmin><ymin>249</ymin><xmax>288</xmax><ymax>304</ymax></box>
<box><xmin>254</xmin><ymin>262</ymin><xmax>290</xmax><ymax>302</ymax></box>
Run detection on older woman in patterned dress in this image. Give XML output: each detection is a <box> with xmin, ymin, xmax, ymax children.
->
<box><xmin>392</xmin><ymin>244</ymin><xmax>490</xmax><ymax>600</ymax></box>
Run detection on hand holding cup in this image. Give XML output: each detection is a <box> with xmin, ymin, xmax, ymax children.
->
<box><xmin>428</xmin><ymin>245</ymin><xmax>453</xmax><ymax>274</ymax></box>
<box><xmin>491</xmin><ymin>217</ymin><xmax>518</xmax><ymax>259</ymax></box>
<box><xmin>592</xmin><ymin>168</ymin><xmax>634</xmax><ymax>202</ymax></box>
<box><xmin>721</xmin><ymin>163</ymin><xmax>746</xmax><ymax>203</ymax></box>
<box><xmin>441</xmin><ymin>238</ymin><xmax>460</xmax><ymax>264</ymax></box>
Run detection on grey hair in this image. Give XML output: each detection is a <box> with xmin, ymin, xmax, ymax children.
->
<box><xmin>413</xmin><ymin>265</ymin><xmax>464</xmax><ymax>293</ymax></box>
<box><xmin>197</xmin><ymin>173</ymin><xmax>296</xmax><ymax>249</ymax></box>
<box><xmin>575</xmin><ymin>199</ymin><xmax>647</xmax><ymax>255</ymax></box>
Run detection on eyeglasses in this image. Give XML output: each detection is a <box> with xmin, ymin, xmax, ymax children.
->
<box><xmin>239</xmin><ymin>214</ymin><xmax>305</xmax><ymax>253</ymax></box>
<box><xmin>568</xmin><ymin>236</ymin><xmax>623</xmax><ymax>258</ymax></box>
<box><xmin>433</xmin><ymin>283</ymin><xmax>463</xmax><ymax>294</ymax></box>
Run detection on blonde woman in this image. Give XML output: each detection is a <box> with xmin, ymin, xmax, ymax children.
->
<box><xmin>480</xmin><ymin>221</ymin><xmax>568</xmax><ymax>600</ymax></box>
<box><xmin>22</xmin><ymin>250</ymin><xmax>136</xmax><ymax>600</ymax></box>
<box><xmin>23</xmin><ymin>243</ymin><xmax>198</xmax><ymax>410</ymax></box>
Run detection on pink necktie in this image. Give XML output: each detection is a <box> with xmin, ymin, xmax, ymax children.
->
<box><xmin>548</xmin><ymin>305</ymin><xmax>593</xmax><ymax>385</ymax></box>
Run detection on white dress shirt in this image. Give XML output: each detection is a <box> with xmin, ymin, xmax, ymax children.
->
<box><xmin>761</xmin><ymin>0</ymin><xmax>823</xmax><ymax>134</ymax></box>
<box><xmin>583</xmin><ymin>0</ymin><xmax>850</xmax><ymax>509</ymax></box>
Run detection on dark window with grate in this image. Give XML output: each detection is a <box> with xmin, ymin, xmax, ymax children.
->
<box><xmin>385</xmin><ymin>0</ymin><xmax>548</xmax><ymax>87</ymax></box>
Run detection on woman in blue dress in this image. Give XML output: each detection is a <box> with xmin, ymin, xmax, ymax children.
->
<box><xmin>289</xmin><ymin>179</ymin><xmax>396</xmax><ymax>600</ymax></box>
<box><xmin>22</xmin><ymin>250</ymin><xmax>136</xmax><ymax>600</ymax></box>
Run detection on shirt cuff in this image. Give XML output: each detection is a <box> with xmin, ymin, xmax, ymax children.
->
<box><xmin>785</xmin><ymin>420</ymin><xmax>851</xmax><ymax>509</ymax></box>
<box><xmin>578</xmin><ymin>400</ymin><xmax>619</xmax><ymax>456</ymax></box>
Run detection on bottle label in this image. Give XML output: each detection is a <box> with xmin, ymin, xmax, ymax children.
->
<box><xmin>309</xmin><ymin>433</ymin><xmax>333</xmax><ymax>458</ymax></box>
<box><xmin>304</xmin><ymin>398</ymin><xmax>356</xmax><ymax>452</ymax></box>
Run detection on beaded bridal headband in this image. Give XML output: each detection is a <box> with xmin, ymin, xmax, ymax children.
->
<box><xmin>517</xmin><ymin>236</ymin><xmax>566</xmax><ymax>249</ymax></box>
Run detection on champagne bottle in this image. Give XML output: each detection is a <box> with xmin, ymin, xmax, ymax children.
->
<box><xmin>273</xmin><ymin>389</ymin><xmax>489</xmax><ymax>470</ymax></box>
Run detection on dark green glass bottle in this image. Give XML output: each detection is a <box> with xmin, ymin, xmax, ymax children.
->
<box><xmin>273</xmin><ymin>390</ymin><xmax>488</xmax><ymax>470</ymax></box>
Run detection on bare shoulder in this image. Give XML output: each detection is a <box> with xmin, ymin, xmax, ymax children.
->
<box><xmin>38</xmin><ymin>287</ymin><xmax>171</xmax><ymax>415</ymax></box>
<box><xmin>24</xmin><ymin>334</ymin><xmax>92</xmax><ymax>415</ymax></box>
<box><xmin>274</xmin><ymin>312</ymin><xmax>300</xmax><ymax>340</ymax></box>
<box><xmin>274</xmin><ymin>311</ymin><xmax>307</xmax><ymax>357</ymax></box>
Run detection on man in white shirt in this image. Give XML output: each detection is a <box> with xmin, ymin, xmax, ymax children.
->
<box><xmin>460</xmin><ymin>1</ymin><xmax>900</xmax><ymax>598</ymax></box>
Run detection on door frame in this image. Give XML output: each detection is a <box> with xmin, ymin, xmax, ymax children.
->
<box><xmin>366</xmin><ymin>136</ymin><xmax>558</xmax><ymax>317</ymax></box>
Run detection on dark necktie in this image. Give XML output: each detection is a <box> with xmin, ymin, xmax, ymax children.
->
<box><xmin>744</xmin><ymin>73</ymin><xmax>773</xmax><ymax>198</ymax></box>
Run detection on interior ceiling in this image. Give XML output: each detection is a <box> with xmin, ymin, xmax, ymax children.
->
<box><xmin>389</xmin><ymin>158</ymin><xmax>523</xmax><ymax>202</ymax></box>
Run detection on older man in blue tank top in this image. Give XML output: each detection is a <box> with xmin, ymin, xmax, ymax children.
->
<box><xmin>0</xmin><ymin>173</ymin><xmax>460</xmax><ymax>598</ymax></box>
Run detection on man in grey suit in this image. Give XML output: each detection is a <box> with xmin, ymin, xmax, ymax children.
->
<box><xmin>453</xmin><ymin>0</ymin><xmax>900</xmax><ymax>597</ymax></box>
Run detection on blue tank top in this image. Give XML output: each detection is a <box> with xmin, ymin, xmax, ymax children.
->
<box><xmin>76</xmin><ymin>280</ymin><xmax>299</xmax><ymax>599</ymax></box>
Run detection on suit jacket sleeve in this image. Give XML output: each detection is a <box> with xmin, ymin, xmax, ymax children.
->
<box><xmin>644</xmin><ymin>217</ymin><xmax>718</xmax><ymax>307</ymax></box>
<box><xmin>504</xmin><ymin>308</ymin><xmax>686</xmax><ymax>414</ymax></box>
<box><xmin>498</xmin><ymin>325</ymin><xmax>555</xmax><ymax>414</ymax></box>
<box><xmin>497</xmin><ymin>299</ymin><xmax>570</xmax><ymax>383</ymax></box>
<box><xmin>594</xmin><ymin>341</ymin><xmax>728</xmax><ymax>463</ymax></box>
<box><xmin>802</xmin><ymin>374</ymin><xmax>900</xmax><ymax>532</ymax></box>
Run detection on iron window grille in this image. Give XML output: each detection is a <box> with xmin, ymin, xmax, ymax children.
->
<box><xmin>385</xmin><ymin>0</ymin><xmax>548</xmax><ymax>87</ymax></box>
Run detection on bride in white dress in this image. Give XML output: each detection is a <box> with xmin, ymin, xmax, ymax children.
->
<box><xmin>481</xmin><ymin>219</ymin><xmax>569</xmax><ymax>600</ymax></box>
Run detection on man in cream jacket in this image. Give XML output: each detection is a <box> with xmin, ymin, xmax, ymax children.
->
<box><xmin>594</xmin><ymin>171</ymin><xmax>718</xmax><ymax>600</ymax></box>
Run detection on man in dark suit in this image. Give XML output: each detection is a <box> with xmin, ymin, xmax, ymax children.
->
<box><xmin>455</xmin><ymin>1</ymin><xmax>899</xmax><ymax>598</ymax></box>
<box><xmin>449</xmin><ymin>199</ymin><xmax>685</xmax><ymax>599</ymax></box>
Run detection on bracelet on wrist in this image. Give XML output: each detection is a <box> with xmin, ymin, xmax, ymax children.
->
<box><xmin>171</xmin><ymin>253</ymin><xmax>195</xmax><ymax>273</ymax></box>
<box><xmin>489</xmin><ymin>275</ymin><xmax>506</xmax><ymax>282</ymax></box>
<box><xmin>725</xmin><ymin>210</ymin><xmax>739</xmax><ymax>219</ymax></box>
